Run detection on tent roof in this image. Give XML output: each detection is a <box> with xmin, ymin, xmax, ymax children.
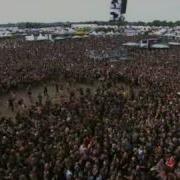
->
<box><xmin>122</xmin><ymin>42</ymin><xmax>139</xmax><ymax>47</ymax></box>
<box><xmin>151</xmin><ymin>43</ymin><xmax>169</xmax><ymax>49</ymax></box>
<box><xmin>168</xmin><ymin>42</ymin><xmax>180</xmax><ymax>46</ymax></box>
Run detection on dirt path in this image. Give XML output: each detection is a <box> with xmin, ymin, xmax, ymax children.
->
<box><xmin>0</xmin><ymin>81</ymin><xmax>100</xmax><ymax>118</ymax></box>
<box><xmin>0</xmin><ymin>80</ymin><xmax>131</xmax><ymax>118</ymax></box>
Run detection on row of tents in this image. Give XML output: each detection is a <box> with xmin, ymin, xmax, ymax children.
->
<box><xmin>122</xmin><ymin>38</ymin><xmax>180</xmax><ymax>49</ymax></box>
<box><xmin>24</xmin><ymin>31</ymin><xmax>124</xmax><ymax>42</ymax></box>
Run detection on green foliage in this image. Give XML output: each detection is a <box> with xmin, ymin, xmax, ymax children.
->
<box><xmin>0</xmin><ymin>20</ymin><xmax>180</xmax><ymax>28</ymax></box>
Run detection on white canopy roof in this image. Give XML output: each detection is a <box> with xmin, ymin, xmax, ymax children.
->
<box><xmin>89</xmin><ymin>31</ymin><xmax>98</xmax><ymax>36</ymax></box>
<box><xmin>168</xmin><ymin>42</ymin><xmax>180</xmax><ymax>46</ymax></box>
<box><xmin>106</xmin><ymin>31</ymin><xmax>114</xmax><ymax>36</ymax></box>
<box><xmin>37</xmin><ymin>34</ymin><xmax>48</xmax><ymax>41</ymax></box>
<box><xmin>151</xmin><ymin>44</ymin><xmax>169</xmax><ymax>49</ymax></box>
<box><xmin>25</xmin><ymin>35</ymin><xmax>35</xmax><ymax>41</ymax></box>
<box><xmin>122</xmin><ymin>42</ymin><xmax>139</xmax><ymax>47</ymax></box>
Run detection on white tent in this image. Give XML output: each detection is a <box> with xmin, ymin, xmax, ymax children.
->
<box><xmin>168</xmin><ymin>42</ymin><xmax>180</xmax><ymax>46</ymax></box>
<box><xmin>37</xmin><ymin>34</ymin><xmax>48</xmax><ymax>41</ymax></box>
<box><xmin>89</xmin><ymin>31</ymin><xmax>98</xmax><ymax>36</ymax></box>
<box><xmin>97</xmin><ymin>31</ymin><xmax>105</xmax><ymax>36</ymax></box>
<box><xmin>106</xmin><ymin>31</ymin><xmax>114</xmax><ymax>36</ymax></box>
<box><xmin>122</xmin><ymin>42</ymin><xmax>139</xmax><ymax>47</ymax></box>
<box><xmin>25</xmin><ymin>35</ymin><xmax>35</xmax><ymax>41</ymax></box>
<box><xmin>163</xmin><ymin>33</ymin><xmax>176</xmax><ymax>38</ymax></box>
<box><xmin>72</xmin><ymin>35</ymin><xmax>83</xmax><ymax>39</ymax></box>
<box><xmin>114</xmin><ymin>32</ymin><xmax>120</xmax><ymax>36</ymax></box>
<box><xmin>124</xmin><ymin>29</ymin><xmax>139</xmax><ymax>37</ymax></box>
<box><xmin>67</xmin><ymin>28</ymin><xmax>75</xmax><ymax>34</ymax></box>
<box><xmin>151</xmin><ymin>44</ymin><xmax>169</xmax><ymax>49</ymax></box>
<box><xmin>152</xmin><ymin>29</ymin><xmax>167</xmax><ymax>36</ymax></box>
<box><xmin>54</xmin><ymin>37</ymin><xmax>66</xmax><ymax>41</ymax></box>
<box><xmin>0</xmin><ymin>31</ymin><xmax>12</xmax><ymax>38</ymax></box>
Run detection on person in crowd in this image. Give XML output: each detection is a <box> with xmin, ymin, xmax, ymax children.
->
<box><xmin>0</xmin><ymin>37</ymin><xmax>179</xmax><ymax>179</ymax></box>
<box><xmin>44</xmin><ymin>85</ymin><xmax>48</xmax><ymax>97</ymax></box>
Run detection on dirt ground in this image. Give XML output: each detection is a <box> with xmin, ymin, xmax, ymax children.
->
<box><xmin>0</xmin><ymin>80</ymin><xmax>131</xmax><ymax>119</ymax></box>
<box><xmin>0</xmin><ymin>81</ymin><xmax>97</xmax><ymax>118</ymax></box>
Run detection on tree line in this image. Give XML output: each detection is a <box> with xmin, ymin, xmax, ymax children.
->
<box><xmin>0</xmin><ymin>20</ymin><xmax>180</xmax><ymax>28</ymax></box>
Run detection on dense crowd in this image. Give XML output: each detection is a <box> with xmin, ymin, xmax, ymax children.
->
<box><xmin>0</xmin><ymin>37</ymin><xmax>180</xmax><ymax>180</ymax></box>
<box><xmin>0</xmin><ymin>37</ymin><xmax>127</xmax><ymax>93</ymax></box>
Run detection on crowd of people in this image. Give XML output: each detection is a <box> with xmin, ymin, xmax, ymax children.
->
<box><xmin>0</xmin><ymin>37</ymin><xmax>179</xmax><ymax>180</ymax></box>
<box><xmin>0</xmin><ymin>37</ymin><xmax>127</xmax><ymax>93</ymax></box>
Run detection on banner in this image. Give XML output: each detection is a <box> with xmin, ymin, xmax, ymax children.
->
<box><xmin>110</xmin><ymin>0</ymin><xmax>127</xmax><ymax>21</ymax></box>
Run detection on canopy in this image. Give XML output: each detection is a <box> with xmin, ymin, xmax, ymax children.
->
<box><xmin>25</xmin><ymin>35</ymin><xmax>35</xmax><ymax>41</ymax></box>
<box><xmin>168</xmin><ymin>42</ymin><xmax>180</xmax><ymax>46</ymax></box>
<box><xmin>122</xmin><ymin>42</ymin><xmax>139</xmax><ymax>47</ymax></box>
<box><xmin>151</xmin><ymin>44</ymin><xmax>169</xmax><ymax>49</ymax></box>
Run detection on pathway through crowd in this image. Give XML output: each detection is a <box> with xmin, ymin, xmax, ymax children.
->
<box><xmin>0</xmin><ymin>80</ymin><xmax>131</xmax><ymax>118</ymax></box>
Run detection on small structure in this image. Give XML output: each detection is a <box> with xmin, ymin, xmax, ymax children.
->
<box><xmin>123</xmin><ymin>38</ymin><xmax>169</xmax><ymax>50</ymax></box>
<box><xmin>124</xmin><ymin>29</ymin><xmax>139</xmax><ymax>37</ymax></box>
<box><xmin>87</xmin><ymin>47</ymin><xmax>128</xmax><ymax>61</ymax></box>
<box><xmin>36</xmin><ymin>33</ymin><xmax>48</xmax><ymax>41</ymax></box>
<box><xmin>139</xmin><ymin>38</ymin><xmax>159</xmax><ymax>48</ymax></box>
<box><xmin>122</xmin><ymin>42</ymin><xmax>139</xmax><ymax>48</ymax></box>
<box><xmin>25</xmin><ymin>34</ymin><xmax>52</xmax><ymax>41</ymax></box>
<box><xmin>0</xmin><ymin>31</ymin><xmax>13</xmax><ymax>38</ymax></box>
<box><xmin>168</xmin><ymin>42</ymin><xmax>180</xmax><ymax>46</ymax></box>
<box><xmin>151</xmin><ymin>44</ymin><xmax>169</xmax><ymax>49</ymax></box>
<box><xmin>25</xmin><ymin>34</ymin><xmax>35</xmax><ymax>41</ymax></box>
